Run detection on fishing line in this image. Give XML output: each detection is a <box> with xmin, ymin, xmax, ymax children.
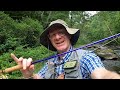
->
<box><xmin>32</xmin><ymin>33</ymin><xmax>120</xmax><ymax>64</ymax></box>
<box><xmin>0</xmin><ymin>33</ymin><xmax>120</xmax><ymax>75</ymax></box>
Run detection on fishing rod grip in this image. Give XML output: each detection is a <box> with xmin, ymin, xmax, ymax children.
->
<box><xmin>3</xmin><ymin>64</ymin><xmax>22</xmax><ymax>73</ymax></box>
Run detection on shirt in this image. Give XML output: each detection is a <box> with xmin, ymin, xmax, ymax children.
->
<box><xmin>37</xmin><ymin>46</ymin><xmax>105</xmax><ymax>79</ymax></box>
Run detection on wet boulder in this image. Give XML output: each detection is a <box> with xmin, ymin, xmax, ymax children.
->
<box><xmin>89</xmin><ymin>44</ymin><xmax>119</xmax><ymax>60</ymax></box>
<box><xmin>102</xmin><ymin>60</ymin><xmax>120</xmax><ymax>74</ymax></box>
<box><xmin>95</xmin><ymin>48</ymin><xmax>119</xmax><ymax>60</ymax></box>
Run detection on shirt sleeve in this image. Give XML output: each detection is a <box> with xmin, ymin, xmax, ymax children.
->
<box><xmin>80</xmin><ymin>51</ymin><xmax>105</xmax><ymax>75</ymax></box>
<box><xmin>37</xmin><ymin>63</ymin><xmax>48</xmax><ymax>78</ymax></box>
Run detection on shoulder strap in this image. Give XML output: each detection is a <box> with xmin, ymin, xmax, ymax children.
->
<box><xmin>76</xmin><ymin>49</ymin><xmax>87</xmax><ymax>60</ymax></box>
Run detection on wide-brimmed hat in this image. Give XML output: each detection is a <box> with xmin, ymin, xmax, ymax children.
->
<box><xmin>40</xmin><ymin>19</ymin><xmax>80</xmax><ymax>51</ymax></box>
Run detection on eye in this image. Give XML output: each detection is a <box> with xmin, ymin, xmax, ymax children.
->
<box><xmin>48</xmin><ymin>33</ymin><xmax>55</xmax><ymax>38</ymax></box>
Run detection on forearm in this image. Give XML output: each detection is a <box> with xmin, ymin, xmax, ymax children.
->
<box><xmin>32</xmin><ymin>74</ymin><xmax>43</xmax><ymax>79</ymax></box>
<box><xmin>91</xmin><ymin>68</ymin><xmax>120</xmax><ymax>79</ymax></box>
<box><xmin>24</xmin><ymin>74</ymin><xmax>43</xmax><ymax>79</ymax></box>
<box><xmin>103</xmin><ymin>71</ymin><xmax>120</xmax><ymax>79</ymax></box>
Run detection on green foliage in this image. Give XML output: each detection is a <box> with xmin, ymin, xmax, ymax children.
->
<box><xmin>77</xmin><ymin>11</ymin><xmax>120</xmax><ymax>46</ymax></box>
<box><xmin>14</xmin><ymin>17</ymin><xmax>43</xmax><ymax>47</ymax></box>
<box><xmin>0</xmin><ymin>11</ymin><xmax>17</xmax><ymax>53</ymax></box>
<box><xmin>4</xmin><ymin>11</ymin><xmax>69</xmax><ymax>28</ymax></box>
<box><xmin>0</xmin><ymin>46</ymin><xmax>54</xmax><ymax>79</ymax></box>
<box><xmin>0</xmin><ymin>12</ymin><xmax>44</xmax><ymax>54</ymax></box>
<box><xmin>0</xmin><ymin>37</ymin><xmax>19</xmax><ymax>54</ymax></box>
<box><xmin>0</xmin><ymin>11</ymin><xmax>16</xmax><ymax>37</ymax></box>
<box><xmin>1</xmin><ymin>11</ymin><xmax>120</xmax><ymax>79</ymax></box>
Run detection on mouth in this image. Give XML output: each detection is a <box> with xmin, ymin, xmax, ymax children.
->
<box><xmin>56</xmin><ymin>40</ymin><xmax>64</xmax><ymax>46</ymax></box>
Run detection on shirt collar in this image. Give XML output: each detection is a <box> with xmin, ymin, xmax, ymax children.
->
<box><xmin>54</xmin><ymin>46</ymin><xmax>73</xmax><ymax>64</ymax></box>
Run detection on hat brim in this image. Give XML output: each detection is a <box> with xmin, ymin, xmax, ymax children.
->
<box><xmin>40</xmin><ymin>23</ymin><xmax>80</xmax><ymax>51</ymax></box>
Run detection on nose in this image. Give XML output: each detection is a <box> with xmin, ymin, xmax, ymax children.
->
<box><xmin>55</xmin><ymin>33</ymin><xmax>61</xmax><ymax>39</ymax></box>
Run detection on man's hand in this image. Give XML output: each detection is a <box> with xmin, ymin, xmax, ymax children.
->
<box><xmin>11</xmin><ymin>53</ymin><xmax>34</xmax><ymax>78</ymax></box>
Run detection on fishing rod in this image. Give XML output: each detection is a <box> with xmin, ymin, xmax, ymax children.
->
<box><xmin>0</xmin><ymin>33</ymin><xmax>120</xmax><ymax>74</ymax></box>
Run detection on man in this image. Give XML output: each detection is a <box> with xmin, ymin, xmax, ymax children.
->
<box><xmin>12</xmin><ymin>19</ymin><xmax>120</xmax><ymax>79</ymax></box>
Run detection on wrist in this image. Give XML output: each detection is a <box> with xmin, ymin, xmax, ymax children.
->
<box><xmin>24</xmin><ymin>73</ymin><xmax>35</xmax><ymax>79</ymax></box>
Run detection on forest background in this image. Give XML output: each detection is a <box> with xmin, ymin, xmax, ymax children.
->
<box><xmin>0</xmin><ymin>11</ymin><xmax>120</xmax><ymax>79</ymax></box>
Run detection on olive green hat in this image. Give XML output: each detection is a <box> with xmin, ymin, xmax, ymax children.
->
<box><xmin>40</xmin><ymin>19</ymin><xmax>80</xmax><ymax>51</ymax></box>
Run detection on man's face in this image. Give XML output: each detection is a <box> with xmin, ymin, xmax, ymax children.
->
<box><xmin>48</xmin><ymin>28</ymin><xmax>71</xmax><ymax>53</ymax></box>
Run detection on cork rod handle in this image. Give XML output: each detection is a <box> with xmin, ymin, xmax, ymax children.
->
<box><xmin>3</xmin><ymin>64</ymin><xmax>22</xmax><ymax>73</ymax></box>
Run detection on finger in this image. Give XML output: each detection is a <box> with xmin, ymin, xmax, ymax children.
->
<box><xmin>23</xmin><ymin>59</ymin><xmax>27</xmax><ymax>70</ymax></box>
<box><xmin>18</xmin><ymin>57</ymin><xmax>23</xmax><ymax>65</ymax></box>
<box><xmin>11</xmin><ymin>53</ymin><xmax>19</xmax><ymax>64</ymax></box>
<box><xmin>29</xmin><ymin>65</ymin><xmax>34</xmax><ymax>72</ymax></box>
<box><xmin>27</xmin><ymin>58</ymin><xmax>32</xmax><ymax>67</ymax></box>
<box><xmin>29</xmin><ymin>65</ymin><xmax>34</xmax><ymax>70</ymax></box>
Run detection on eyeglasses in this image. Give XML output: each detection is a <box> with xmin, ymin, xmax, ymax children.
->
<box><xmin>48</xmin><ymin>30</ymin><xmax>67</xmax><ymax>39</ymax></box>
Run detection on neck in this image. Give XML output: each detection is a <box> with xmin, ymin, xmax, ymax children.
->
<box><xmin>57</xmin><ymin>45</ymin><xmax>72</xmax><ymax>58</ymax></box>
